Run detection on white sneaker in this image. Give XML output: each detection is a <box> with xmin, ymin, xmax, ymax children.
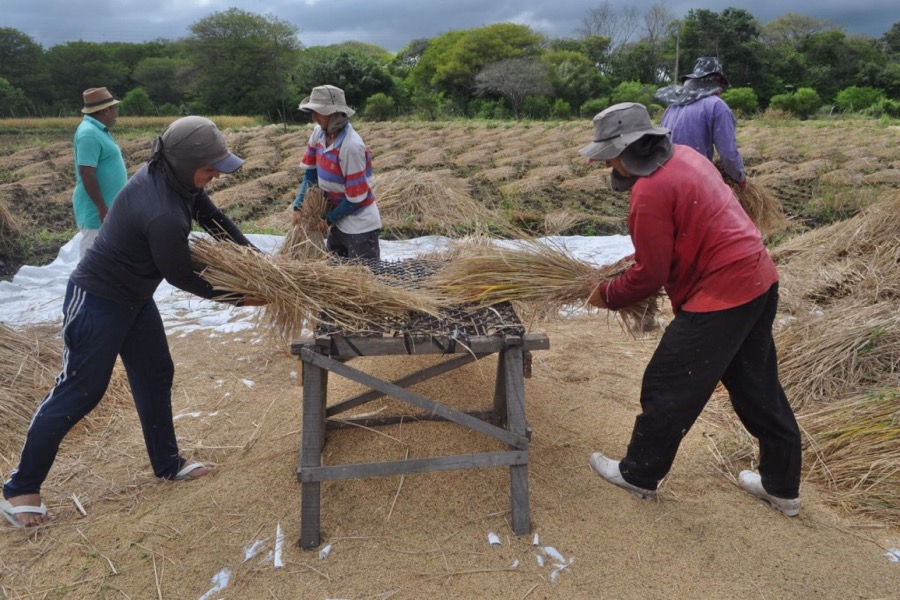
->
<box><xmin>589</xmin><ymin>452</ymin><xmax>657</xmax><ymax>500</ymax></box>
<box><xmin>738</xmin><ymin>470</ymin><xmax>800</xmax><ymax>517</ymax></box>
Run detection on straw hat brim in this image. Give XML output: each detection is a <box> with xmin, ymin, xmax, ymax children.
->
<box><xmin>298</xmin><ymin>97</ymin><xmax>356</xmax><ymax>117</ymax></box>
<box><xmin>82</xmin><ymin>99</ymin><xmax>120</xmax><ymax>114</ymax></box>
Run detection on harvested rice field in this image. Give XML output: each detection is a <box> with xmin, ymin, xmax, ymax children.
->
<box><xmin>0</xmin><ymin>117</ymin><xmax>899</xmax><ymax>599</ymax></box>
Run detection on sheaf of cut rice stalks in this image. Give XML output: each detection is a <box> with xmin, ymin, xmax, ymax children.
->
<box><xmin>279</xmin><ymin>185</ymin><xmax>329</xmax><ymax>260</ymax></box>
<box><xmin>772</xmin><ymin>194</ymin><xmax>900</xmax><ymax>314</ymax></box>
<box><xmin>190</xmin><ymin>236</ymin><xmax>442</xmax><ymax>339</ymax></box>
<box><xmin>799</xmin><ymin>389</ymin><xmax>900</xmax><ymax>526</ymax></box>
<box><xmin>374</xmin><ymin>168</ymin><xmax>516</xmax><ymax>237</ymax></box>
<box><xmin>424</xmin><ymin>238</ymin><xmax>662</xmax><ymax>336</ymax></box>
<box><xmin>775</xmin><ymin>301</ymin><xmax>900</xmax><ymax>409</ymax></box>
<box><xmin>716</xmin><ymin>160</ymin><xmax>789</xmax><ymax>239</ymax></box>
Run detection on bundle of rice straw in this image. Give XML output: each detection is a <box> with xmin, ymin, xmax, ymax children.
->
<box><xmin>425</xmin><ymin>239</ymin><xmax>662</xmax><ymax>335</ymax></box>
<box><xmin>0</xmin><ymin>325</ymin><xmax>130</xmax><ymax>460</ymax></box>
<box><xmin>0</xmin><ymin>196</ymin><xmax>23</xmax><ymax>245</ymax></box>
<box><xmin>776</xmin><ymin>301</ymin><xmax>900</xmax><ymax>409</ymax></box>
<box><xmin>800</xmin><ymin>390</ymin><xmax>899</xmax><ymax>526</ymax></box>
<box><xmin>716</xmin><ymin>160</ymin><xmax>788</xmax><ymax>238</ymax></box>
<box><xmin>279</xmin><ymin>185</ymin><xmax>329</xmax><ymax>260</ymax></box>
<box><xmin>772</xmin><ymin>194</ymin><xmax>900</xmax><ymax>313</ymax></box>
<box><xmin>0</xmin><ymin>325</ymin><xmax>58</xmax><ymax>458</ymax></box>
<box><xmin>374</xmin><ymin>168</ymin><xmax>515</xmax><ymax>236</ymax></box>
<box><xmin>190</xmin><ymin>237</ymin><xmax>442</xmax><ymax>339</ymax></box>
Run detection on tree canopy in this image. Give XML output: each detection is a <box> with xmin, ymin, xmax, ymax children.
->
<box><xmin>0</xmin><ymin>7</ymin><xmax>895</xmax><ymax>120</ymax></box>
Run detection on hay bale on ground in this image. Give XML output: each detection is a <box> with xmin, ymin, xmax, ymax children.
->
<box><xmin>0</xmin><ymin>196</ymin><xmax>23</xmax><ymax>244</ymax></box>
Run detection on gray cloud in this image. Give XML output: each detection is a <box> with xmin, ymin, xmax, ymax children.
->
<box><xmin>5</xmin><ymin>0</ymin><xmax>897</xmax><ymax>52</ymax></box>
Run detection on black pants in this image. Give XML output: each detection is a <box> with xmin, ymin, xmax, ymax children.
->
<box><xmin>327</xmin><ymin>227</ymin><xmax>380</xmax><ymax>260</ymax></box>
<box><xmin>619</xmin><ymin>283</ymin><xmax>801</xmax><ymax>498</ymax></box>
<box><xmin>4</xmin><ymin>281</ymin><xmax>184</xmax><ymax>499</ymax></box>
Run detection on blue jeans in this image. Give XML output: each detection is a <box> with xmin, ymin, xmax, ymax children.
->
<box><xmin>4</xmin><ymin>281</ymin><xmax>185</xmax><ymax>499</ymax></box>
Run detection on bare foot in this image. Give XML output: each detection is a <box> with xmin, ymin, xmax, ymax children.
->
<box><xmin>4</xmin><ymin>493</ymin><xmax>50</xmax><ymax>527</ymax></box>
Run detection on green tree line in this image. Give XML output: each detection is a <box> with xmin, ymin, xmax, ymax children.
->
<box><xmin>1</xmin><ymin>5</ymin><xmax>898</xmax><ymax>121</ymax></box>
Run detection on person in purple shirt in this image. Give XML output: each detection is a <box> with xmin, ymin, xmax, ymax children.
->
<box><xmin>654</xmin><ymin>57</ymin><xmax>747</xmax><ymax>188</ymax></box>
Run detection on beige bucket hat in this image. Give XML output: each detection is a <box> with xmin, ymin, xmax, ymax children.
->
<box><xmin>298</xmin><ymin>85</ymin><xmax>356</xmax><ymax>117</ymax></box>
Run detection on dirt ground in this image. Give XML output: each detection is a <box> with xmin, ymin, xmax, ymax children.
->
<box><xmin>1</xmin><ymin>313</ymin><xmax>898</xmax><ymax>599</ymax></box>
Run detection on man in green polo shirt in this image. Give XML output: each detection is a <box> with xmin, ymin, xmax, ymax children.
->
<box><xmin>73</xmin><ymin>87</ymin><xmax>128</xmax><ymax>256</ymax></box>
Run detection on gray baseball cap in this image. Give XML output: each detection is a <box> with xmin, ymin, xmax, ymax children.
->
<box><xmin>160</xmin><ymin>116</ymin><xmax>244</xmax><ymax>173</ymax></box>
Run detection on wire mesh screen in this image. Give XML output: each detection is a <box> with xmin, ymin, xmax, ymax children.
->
<box><xmin>315</xmin><ymin>257</ymin><xmax>525</xmax><ymax>338</ymax></box>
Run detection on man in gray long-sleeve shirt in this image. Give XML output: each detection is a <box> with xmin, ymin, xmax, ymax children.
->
<box><xmin>654</xmin><ymin>57</ymin><xmax>747</xmax><ymax>187</ymax></box>
<box><xmin>2</xmin><ymin>117</ymin><xmax>266</xmax><ymax>529</ymax></box>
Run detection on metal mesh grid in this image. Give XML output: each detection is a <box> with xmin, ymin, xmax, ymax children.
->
<box><xmin>315</xmin><ymin>257</ymin><xmax>525</xmax><ymax>338</ymax></box>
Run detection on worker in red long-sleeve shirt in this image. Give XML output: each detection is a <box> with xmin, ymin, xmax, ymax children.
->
<box><xmin>580</xmin><ymin>102</ymin><xmax>801</xmax><ymax>517</ymax></box>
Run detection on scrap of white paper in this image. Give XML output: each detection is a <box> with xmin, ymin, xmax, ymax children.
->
<box><xmin>487</xmin><ymin>532</ymin><xmax>501</xmax><ymax>547</ymax></box>
<box><xmin>542</xmin><ymin>546</ymin><xmax>565</xmax><ymax>563</ymax></box>
<box><xmin>243</xmin><ymin>540</ymin><xmax>265</xmax><ymax>562</ymax></box>
<box><xmin>319</xmin><ymin>543</ymin><xmax>333</xmax><ymax>561</ymax></box>
<box><xmin>274</xmin><ymin>523</ymin><xmax>284</xmax><ymax>568</ymax></box>
<box><xmin>198</xmin><ymin>568</ymin><xmax>230</xmax><ymax>600</ymax></box>
<box><xmin>886</xmin><ymin>548</ymin><xmax>900</xmax><ymax>562</ymax></box>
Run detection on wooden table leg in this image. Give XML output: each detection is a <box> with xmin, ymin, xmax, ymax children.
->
<box><xmin>492</xmin><ymin>350</ymin><xmax>508</xmax><ymax>428</ymax></box>
<box><xmin>299</xmin><ymin>354</ymin><xmax>327</xmax><ymax>549</ymax></box>
<box><xmin>502</xmin><ymin>340</ymin><xmax>530</xmax><ymax>535</ymax></box>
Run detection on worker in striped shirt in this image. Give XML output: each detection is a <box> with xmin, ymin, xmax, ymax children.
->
<box><xmin>291</xmin><ymin>85</ymin><xmax>381</xmax><ymax>259</ymax></box>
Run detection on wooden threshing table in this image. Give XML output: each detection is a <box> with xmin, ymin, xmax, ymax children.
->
<box><xmin>290</xmin><ymin>258</ymin><xmax>549</xmax><ymax>549</ymax></box>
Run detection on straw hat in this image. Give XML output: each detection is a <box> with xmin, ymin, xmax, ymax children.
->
<box><xmin>298</xmin><ymin>85</ymin><xmax>356</xmax><ymax>117</ymax></box>
<box><xmin>579</xmin><ymin>102</ymin><xmax>669</xmax><ymax>162</ymax></box>
<box><xmin>81</xmin><ymin>87</ymin><xmax>120</xmax><ymax>114</ymax></box>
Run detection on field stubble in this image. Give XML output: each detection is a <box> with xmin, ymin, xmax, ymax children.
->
<box><xmin>0</xmin><ymin>118</ymin><xmax>898</xmax><ymax>278</ymax></box>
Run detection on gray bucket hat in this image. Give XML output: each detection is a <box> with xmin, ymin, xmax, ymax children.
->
<box><xmin>298</xmin><ymin>85</ymin><xmax>356</xmax><ymax>117</ymax></box>
<box><xmin>579</xmin><ymin>102</ymin><xmax>670</xmax><ymax>162</ymax></box>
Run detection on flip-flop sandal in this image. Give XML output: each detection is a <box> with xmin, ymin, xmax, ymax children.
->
<box><xmin>0</xmin><ymin>498</ymin><xmax>48</xmax><ymax>529</ymax></box>
<box><xmin>173</xmin><ymin>462</ymin><xmax>207</xmax><ymax>481</ymax></box>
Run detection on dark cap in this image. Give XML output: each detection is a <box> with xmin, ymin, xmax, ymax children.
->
<box><xmin>160</xmin><ymin>116</ymin><xmax>244</xmax><ymax>173</ymax></box>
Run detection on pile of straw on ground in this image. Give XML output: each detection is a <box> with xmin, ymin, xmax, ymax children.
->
<box><xmin>425</xmin><ymin>239</ymin><xmax>661</xmax><ymax>335</ymax></box>
<box><xmin>374</xmin><ymin>169</ymin><xmax>512</xmax><ymax>236</ymax></box>
<box><xmin>763</xmin><ymin>193</ymin><xmax>900</xmax><ymax>524</ymax></box>
<box><xmin>190</xmin><ymin>237</ymin><xmax>442</xmax><ymax>339</ymax></box>
<box><xmin>0</xmin><ymin>325</ymin><xmax>59</xmax><ymax>459</ymax></box>
<box><xmin>0</xmin><ymin>196</ymin><xmax>23</xmax><ymax>246</ymax></box>
<box><xmin>278</xmin><ymin>185</ymin><xmax>329</xmax><ymax>260</ymax></box>
<box><xmin>776</xmin><ymin>301</ymin><xmax>900</xmax><ymax>409</ymax></box>
<box><xmin>800</xmin><ymin>389</ymin><xmax>900</xmax><ymax>526</ymax></box>
<box><xmin>0</xmin><ymin>325</ymin><xmax>131</xmax><ymax>461</ymax></box>
<box><xmin>773</xmin><ymin>194</ymin><xmax>900</xmax><ymax>313</ymax></box>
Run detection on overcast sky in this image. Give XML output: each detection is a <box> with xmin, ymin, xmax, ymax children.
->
<box><xmin>4</xmin><ymin>0</ymin><xmax>897</xmax><ymax>53</ymax></box>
